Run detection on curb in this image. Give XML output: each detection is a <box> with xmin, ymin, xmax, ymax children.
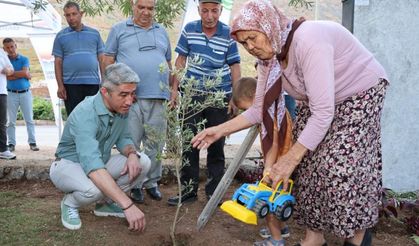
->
<box><xmin>0</xmin><ymin>158</ymin><xmax>261</xmax><ymax>183</ymax></box>
<box><xmin>16</xmin><ymin>120</ymin><xmax>56</xmax><ymax>126</ymax></box>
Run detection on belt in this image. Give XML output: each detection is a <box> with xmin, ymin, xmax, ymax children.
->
<box><xmin>7</xmin><ymin>89</ymin><xmax>29</xmax><ymax>94</ymax></box>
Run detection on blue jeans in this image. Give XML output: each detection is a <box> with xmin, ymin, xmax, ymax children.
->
<box><xmin>6</xmin><ymin>90</ymin><xmax>36</xmax><ymax>145</ymax></box>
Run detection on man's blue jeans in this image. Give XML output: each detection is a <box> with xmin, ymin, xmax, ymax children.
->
<box><xmin>6</xmin><ymin>90</ymin><xmax>36</xmax><ymax>146</ymax></box>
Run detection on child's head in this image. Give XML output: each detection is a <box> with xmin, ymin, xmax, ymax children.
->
<box><xmin>232</xmin><ymin>77</ymin><xmax>257</xmax><ymax>110</ymax></box>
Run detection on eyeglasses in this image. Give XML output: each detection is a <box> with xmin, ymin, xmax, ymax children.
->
<box><xmin>133</xmin><ymin>26</ymin><xmax>156</xmax><ymax>51</ymax></box>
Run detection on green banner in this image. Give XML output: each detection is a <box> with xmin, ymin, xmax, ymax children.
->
<box><xmin>222</xmin><ymin>0</ymin><xmax>233</xmax><ymax>11</ymax></box>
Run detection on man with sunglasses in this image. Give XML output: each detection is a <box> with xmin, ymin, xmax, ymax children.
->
<box><xmin>104</xmin><ymin>0</ymin><xmax>173</xmax><ymax>204</ymax></box>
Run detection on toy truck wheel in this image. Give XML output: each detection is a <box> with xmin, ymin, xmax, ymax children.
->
<box><xmin>275</xmin><ymin>201</ymin><xmax>293</xmax><ymax>221</ymax></box>
<box><xmin>253</xmin><ymin>200</ymin><xmax>269</xmax><ymax>218</ymax></box>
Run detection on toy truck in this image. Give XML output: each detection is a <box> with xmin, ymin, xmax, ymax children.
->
<box><xmin>220</xmin><ymin>176</ymin><xmax>296</xmax><ymax>225</ymax></box>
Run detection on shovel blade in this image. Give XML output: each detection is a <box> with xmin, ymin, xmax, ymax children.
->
<box><xmin>220</xmin><ymin>200</ymin><xmax>258</xmax><ymax>225</ymax></box>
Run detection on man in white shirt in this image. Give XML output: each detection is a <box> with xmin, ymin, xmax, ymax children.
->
<box><xmin>0</xmin><ymin>50</ymin><xmax>15</xmax><ymax>159</ymax></box>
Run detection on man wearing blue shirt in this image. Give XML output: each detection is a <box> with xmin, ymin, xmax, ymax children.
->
<box><xmin>104</xmin><ymin>0</ymin><xmax>172</xmax><ymax>203</ymax></box>
<box><xmin>167</xmin><ymin>0</ymin><xmax>241</xmax><ymax>205</ymax></box>
<box><xmin>50</xmin><ymin>63</ymin><xmax>151</xmax><ymax>231</ymax></box>
<box><xmin>52</xmin><ymin>1</ymin><xmax>105</xmax><ymax>115</ymax></box>
<box><xmin>3</xmin><ymin>38</ymin><xmax>39</xmax><ymax>152</ymax></box>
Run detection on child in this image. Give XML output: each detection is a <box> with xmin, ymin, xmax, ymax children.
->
<box><xmin>232</xmin><ymin>77</ymin><xmax>291</xmax><ymax>246</ymax></box>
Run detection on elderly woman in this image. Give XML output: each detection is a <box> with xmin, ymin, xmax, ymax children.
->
<box><xmin>191</xmin><ymin>0</ymin><xmax>389</xmax><ymax>246</ymax></box>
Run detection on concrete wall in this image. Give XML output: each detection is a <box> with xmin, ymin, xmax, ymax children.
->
<box><xmin>354</xmin><ymin>0</ymin><xmax>419</xmax><ymax>192</ymax></box>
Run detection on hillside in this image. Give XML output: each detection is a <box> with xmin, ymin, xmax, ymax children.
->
<box><xmin>3</xmin><ymin>0</ymin><xmax>341</xmax><ymax>86</ymax></box>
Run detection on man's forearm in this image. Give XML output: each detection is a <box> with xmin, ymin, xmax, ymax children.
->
<box><xmin>172</xmin><ymin>55</ymin><xmax>187</xmax><ymax>91</ymax></box>
<box><xmin>102</xmin><ymin>55</ymin><xmax>115</xmax><ymax>77</ymax></box>
<box><xmin>54</xmin><ymin>59</ymin><xmax>64</xmax><ymax>87</ymax></box>
<box><xmin>230</xmin><ymin>63</ymin><xmax>241</xmax><ymax>86</ymax></box>
<box><xmin>6</xmin><ymin>75</ymin><xmax>18</xmax><ymax>80</ymax></box>
<box><xmin>89</xmin><ymin>169</ymin><xmax>133</xmax><ymax>209</ymax></box>
<box><xmin>122</xmin><ymin>145</ymin><xmax>137</xmax><ymax>158</ymax></box>
<box><xmin>9</xmin><ymin>70</ymin><xmax>28</xmax><ymax>79</ymax></box>
<box><xmin>98</xmin><ymin>54</ymin><xmax>106</xmax><ymax>77</ymax></box>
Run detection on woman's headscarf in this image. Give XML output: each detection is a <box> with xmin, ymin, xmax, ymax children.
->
<box><xmin>231</xmin><ymin>0</ymin><xmax>293</xmax><ymax>157</ymax></box>
<box><xmin>231</xmin><ymin>0</ymin><xmax>291</xmax><ymax>54</ymax></box>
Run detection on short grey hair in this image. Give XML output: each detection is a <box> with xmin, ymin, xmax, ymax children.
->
<box><xmin>102</xmin><ymin>63</ymin><xmax>140</xmax><ymax>90</ymax></box>
<box><xmin>64</xmin><ymin>1</ymin><xmax>80</xmax><ymax>12</ymax></box>
<box><xmin>133</xmin><ymin>0</ymin><xmax>156</xmax><ymax>6</ymax></box>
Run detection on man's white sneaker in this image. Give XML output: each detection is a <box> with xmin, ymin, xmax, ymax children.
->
<box><xmin>0</xmin><ymin>150</ymin><xmax>16</xmax><ymax>160</ymax></box>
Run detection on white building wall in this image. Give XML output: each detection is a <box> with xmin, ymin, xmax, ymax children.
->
<box><xmin>354</xmin><ymin>0</ymin><xmax>419</xmax><ymax>192</ymax></box>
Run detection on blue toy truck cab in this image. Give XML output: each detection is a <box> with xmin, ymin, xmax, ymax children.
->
<box><xmin>221</xmin><ymin>176</ymin><xmax>296</xmax><ymax>224</ymax></box>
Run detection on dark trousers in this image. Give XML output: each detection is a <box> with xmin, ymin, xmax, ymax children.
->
<box><xmin>180</xmin><ymin>95</ymin><xmax>229</xmax><ymax>196</ymax></box>
<box><xmin>0</xmin><ymin>94</ymin><xmax>7</xmax><ymax>151</ymax></box>
<box><xmin>64</xmin><ymin>84</ymin><xmax>100</xmax><ymax>116</ymax></box>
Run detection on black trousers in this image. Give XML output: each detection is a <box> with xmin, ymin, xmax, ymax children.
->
<box><xmin>64</xmin><ymin>84</ymin><xmax>100</xmax><ymax>116</ymax></box>
<box><xmin>180</xmin><ymin>95</ymin><xmax>230</xmax><ymax>196</ymax></box>
<box><xmin>0</xmin><ymin>94</ymin><xmax>7</xmax><ymax>151</ymax></box>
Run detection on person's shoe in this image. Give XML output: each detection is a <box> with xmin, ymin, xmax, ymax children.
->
<box><xmin>93</xmin><ymin>203</ymin><xmax>125</xmax><ymax>218</ymax></box>
<box><xmin>29</xmin><ymin>143</ymin><xmax>39</xmax><ymax>151</ymax></box>
<box><xmin>130</xmin><ymin>188</ymin><xmax>145</xmax><ymax>204</ymax></box>
<box><xmin>60</xmin><ymin>200</ymin><xmax>81</xmax><ymax>230</ymax></box>
<box><xmin>295</xmin><ymin>242</ymin><xmax>327</xmax><ymax>246</ymax></box>
<box><xmin>254</xmin><ymin>237</ymin><xmax>285</xmax><ymax>246</ymax></box>
<box><xmin>0</xmin><ymin>150</ymin><xmax>16</xmax><ymax>160</ymax></box>
<box><xmin>146</xmin><ymin>187</ymin><xmax>162</xmax><ymax>201</ymax></box>
<box><xmin>259</xmin><ymin>225</ymin><xmax>290</xmax><ymax>239</ymax></box>
<box><xmin>343</xmin><ymin>228</ymin><xmax>372</xmax><ymax>246</ymax></box>
<box><xmin>8</xmin><ymin>144</ymin><xmax>15</xmax><ymax>152</ymax></box>
<box><xmin>167</xmin><ymin>191</ymin><xmax>197</xmax><ymax>206</ymax></box>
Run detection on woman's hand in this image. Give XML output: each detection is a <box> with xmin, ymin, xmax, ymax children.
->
<box><xmin>262</xmin><ymin>166</ymin><xmax>272</xmax><ymax>183</ymax></box>
<box><xmin>269</xmin><ymin>142</ymin><xmax>308</xmax><ymax>190</ymax></box>
<box><xmin>269</xmin><ymin>153</ymin><xmax>299</xmax><ymax>191</ymax></box>
<box><xmin>191</xmin><ymin>126</ymin><xmax>224</xmax><ymax>150</ymax></box>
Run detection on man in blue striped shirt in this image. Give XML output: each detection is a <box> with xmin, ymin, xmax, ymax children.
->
<box><xmin>168</xmin><ymin>0</ymin><xmax>241</xmax><ymax>206</ymax></box>
<box><xmin>52</xmin><ymin>1</ymin><xmax>105</xmax><ymax>115</ymax></box>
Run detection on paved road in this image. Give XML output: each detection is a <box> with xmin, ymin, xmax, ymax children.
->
<box><xmin>15</xmin><ymin>125</ymin><xmax>259</xmax><ymax>148</ymax></box>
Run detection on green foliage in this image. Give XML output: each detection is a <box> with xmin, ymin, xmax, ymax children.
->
<box><xmin>164</xmin><ymin>56</ymin><xmax>226</xmax><ymax>163</ymax></box>
<box><xmin>17</xmin><ymin>96</ymin><xmax>54</xmax><ymax>121</ymax></box>
<box><xmin>32</xmin><ymin>0</ymin><xmax>185</xmax><ymax>28</ymax></box>
<box><xmin>288</xmin><ymin>0</ymin><xmax>314</xmax><ymax>8</ymax></box>
<box><xmin>162</xmin><ymin>56</ymin><xmax>226</xmax><ymax>244</ymax></box>
<box><xmin>32</xmin><ymin>96</ymin><xmax>55</xmax><ymax>120</ymax></box>
<box><xmin>61</xmin><ymin>106</ymin><xmax>68</xmax><ymax>121</ymax></box>
<box><xmin>154</xmin><ymin>0</ymin><xmax>186</xmax><ymax>29</ymax></box>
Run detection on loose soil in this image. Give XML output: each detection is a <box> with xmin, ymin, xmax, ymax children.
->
<box><xmin>0</xmin><ymin>179</ymin><xmax>416</xmax><ymax>246</ymax></box>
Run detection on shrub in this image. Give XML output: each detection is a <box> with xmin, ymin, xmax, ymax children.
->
<box><xmin>17</xmin><ymin>96</ymin><xmax>54</xmax><ymax>121</ymax></box>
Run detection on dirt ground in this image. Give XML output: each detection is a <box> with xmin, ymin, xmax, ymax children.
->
<box><xmin>1</xmin><ymin>146</ymin><xmax>417</xmax><ymax>245</ymax></box>
<box><xmin>0</xmin><ymin>178</ymin><xmax>416</xmax><ymax>246</ymax></box>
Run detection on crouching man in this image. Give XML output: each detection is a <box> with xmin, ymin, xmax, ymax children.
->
<box><xmin>50</xmin><ymin>63</ymin><xmax>150</xmax><ymax>232</ymax></box>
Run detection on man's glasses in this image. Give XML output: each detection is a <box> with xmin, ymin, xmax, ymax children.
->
<box><xmin>134</xmin><ymin>26</ymin><xmax>156</xmax><ymax>51</ymax></box>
